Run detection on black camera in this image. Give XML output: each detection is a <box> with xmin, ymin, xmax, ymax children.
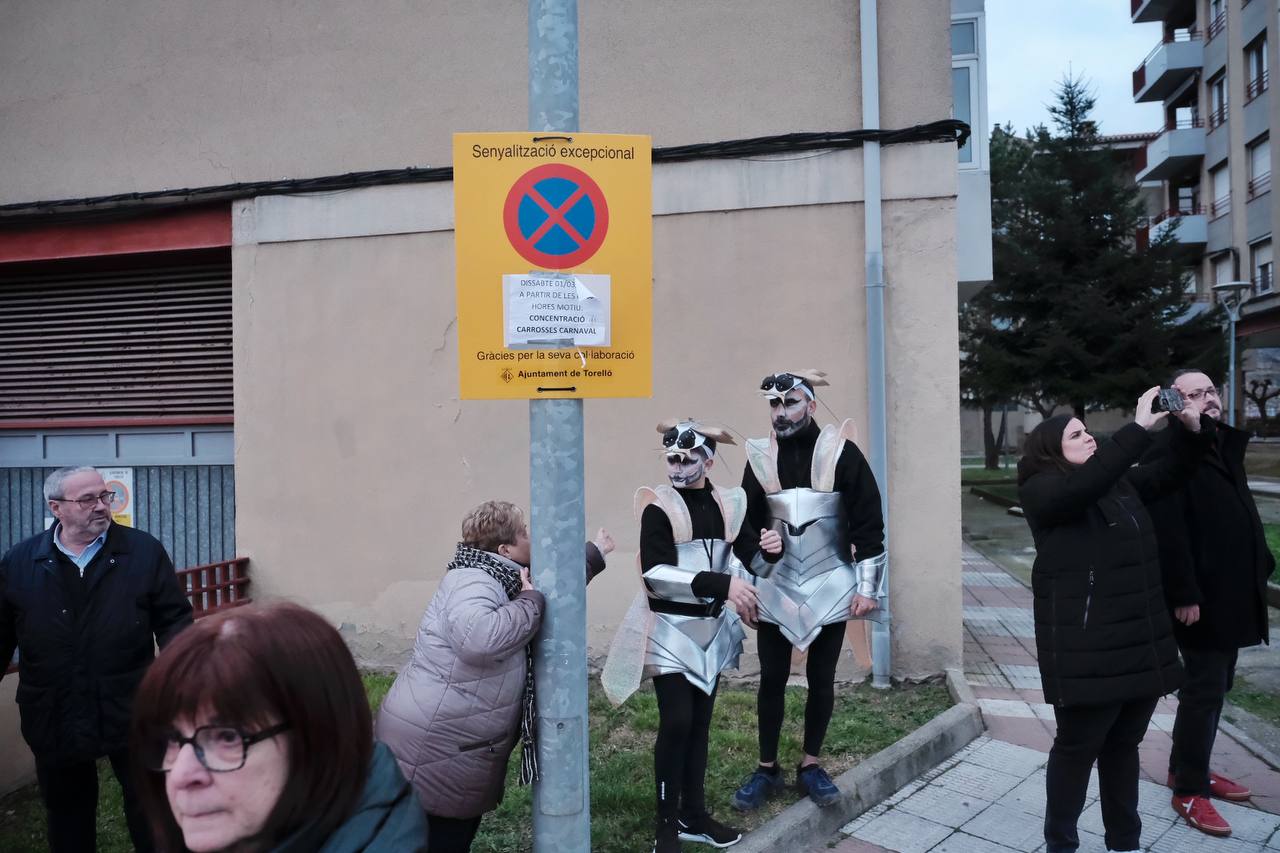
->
<box><xmin>1151</xmin><ymin>388</ymin><xmax>1185</xmax><ymax>414</ymax></box>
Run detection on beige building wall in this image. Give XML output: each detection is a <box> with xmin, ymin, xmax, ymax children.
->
<box><xmin>0</xmin><ymin>0</ymin><xmax>962</xmax><ymax>790</ymax></box>
<box><xmin>0</xmin><ymin>0</ymin><xmax>870</xmax><ymax>206</ymax></box>
<box><xmin>232</xmin><ymin>141</ymin><xmax>962</xmax><ymax>680</ymax></box>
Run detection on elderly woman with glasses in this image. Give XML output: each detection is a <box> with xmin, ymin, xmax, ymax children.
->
<box><xmin>374</xmin><ymin>500</ymin><xmax>612</xmax><ymax>853</ymax></box>
<box><xmin>129</xmin><ymin>601</ymin><xmax>427</xmax><ymax>852</ymax></box>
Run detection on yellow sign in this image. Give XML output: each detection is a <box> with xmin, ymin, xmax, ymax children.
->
<box><xmin>453</xmin><ymin>132</ymin><xmax>652</xmax><ymax>399</ymax></box>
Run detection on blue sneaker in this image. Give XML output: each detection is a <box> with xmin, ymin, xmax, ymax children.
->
<box><xmin>730</xmin><ymin>767</ymin><xmax>785</xmax><ymax>811</ymax></box>
<box><xmin>795</xmin><ymin>763</ymin><xmax>840</xmax><ymax>807</ymax></box>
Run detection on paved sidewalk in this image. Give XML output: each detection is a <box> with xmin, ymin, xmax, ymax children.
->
<box><xmin>824</xmin><ymin>545</ymin><xmax>1280</xmax><ymax>852</ymax></box>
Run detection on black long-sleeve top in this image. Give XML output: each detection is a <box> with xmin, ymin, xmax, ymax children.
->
<box><xmin>741</xmin><ymin>419</ymin><xmax>885</xmax><ymax>561</ymax></box>
<box><xmin>639</xmin><ymin>481</ymin><xmax>763</xmax><ymax>601</ymax></box>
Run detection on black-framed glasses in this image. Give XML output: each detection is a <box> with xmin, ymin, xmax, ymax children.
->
<box><xmin>1182</xmin><ymin>386</ymin><xmax>1220</xmax><ymax>402</ymax></box>
<box><xmin>662</xmin><ymin>426</ymin><xmax>702</xmax><ymax>450</ymax></box>
<box><xmin>144</xmin><ymin>722</ymin><xmax>292</xmax><ymax>772</ymax></box>
<box><xmin>760</xmin><ymin>373</ymin><xmax>806</xmax><ymax>394</ymax></box>
<box><xmin>53</xmin><ymin>491</ymin><xmax>116</xmax><ymax>510</ymax></box>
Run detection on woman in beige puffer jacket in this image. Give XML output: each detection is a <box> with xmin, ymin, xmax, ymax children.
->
<box><xmin>375</xmin><ymin>501</ymin><xmax>607</xmax><ymax>853</ymax></box>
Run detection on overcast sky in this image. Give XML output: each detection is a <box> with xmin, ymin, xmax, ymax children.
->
<box><xmin>986</xmin><ymin>0</ymin><xmax>1167</xmax><ymax>137</ymax></box>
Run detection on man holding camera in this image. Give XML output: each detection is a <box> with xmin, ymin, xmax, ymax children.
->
<box><xmin>1144</xmin><ymin>369</ymin><xmax>1273</xmax><ymax>838</ymax></box>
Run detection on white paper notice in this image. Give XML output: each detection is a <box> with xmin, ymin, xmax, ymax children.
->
<box><xmin>503</xmin><ymin>273</ymin><xmax>611</xmax><ymax>348</ymax></box>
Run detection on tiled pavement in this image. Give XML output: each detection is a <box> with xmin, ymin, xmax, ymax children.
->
<box><xmin>824</xmin><ymin>545</ymin><xmax>1280</xmax><ymax>852</ymax></box>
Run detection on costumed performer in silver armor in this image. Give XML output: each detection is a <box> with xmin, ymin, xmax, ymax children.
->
<box><xmin>601</xmin><ymin>420</ymin><xmax>782</xmax><ymax>853</ymax></box>
<box><xmin>730</xmin><ymin>370</ymin><xmax>885</xmax><ymax>811</ymax></box>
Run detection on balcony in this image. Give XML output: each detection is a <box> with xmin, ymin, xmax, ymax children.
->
<box><xmin>1135</xmin><ymin>119</ymin><xmax>1206</xmax><ymax>181</ymax></box>
<box><xmin>1133</xmin><ymin>31</ymin><xmax>1203</xmax><ymax>102</ymax></box>
<box><xmin>1150</xmin><ymin>207</ymin><xmax>1208</xmax><ymax>245</ymax></box>
<box><xmin>1131</xmin><ymin>0</ymin><xmax>1194</xmax><ymax>24</ymax></box>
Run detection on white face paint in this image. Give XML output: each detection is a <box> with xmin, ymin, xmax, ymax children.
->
<box><xmin>666</xmin><ymin>451</ymin><xmax>709</xmax><ymax>488</ymax></box>
<box><xmin>770</xmin><ymin>389</ymin><xmax>815</xmax><ymax>438</ymax></box>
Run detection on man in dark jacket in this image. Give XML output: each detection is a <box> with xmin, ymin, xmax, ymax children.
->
<box><xmin>1144</xmin><ymin>370</ymin><xmax>1273</xmax><ymax>838</ymax></box>
<box><xmin>0</xmin><ymin>465</ymin><xmax>193</xmax><ymax>853</ymax></box>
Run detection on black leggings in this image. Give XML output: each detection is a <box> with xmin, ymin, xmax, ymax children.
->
<box><xmin>653</xmin><ymin>673</ymin><xmax>718</xmax><ymax>821</ymax></box>
<box><xmin>757</xmin><ymin>621</ymin><xmax>845</xmax><ymax>762</ymax></box>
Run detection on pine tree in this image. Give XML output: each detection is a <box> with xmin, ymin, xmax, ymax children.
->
<box><xmin>968</xmin><ymin>77</ymin><xmax>1224</xmax><ymax>422</ymax></box>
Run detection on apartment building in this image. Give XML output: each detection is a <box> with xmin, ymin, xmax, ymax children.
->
<box><xmin>1131</xmin><ymin>0</ymin><xmax>1280</xmax><ymax>410</ymax></box>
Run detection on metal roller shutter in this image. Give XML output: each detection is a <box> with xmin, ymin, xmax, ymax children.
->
<box><xmin>0</xmin><ymin>258</ymin><xmax>232</xmax><ymax>422</ymax></box>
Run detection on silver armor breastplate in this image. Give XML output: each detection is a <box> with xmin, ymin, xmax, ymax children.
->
<box><xmin>751</xmin><ymin>488</ymin><xmax>857</xmax><ymax>650</ymax></box>
<box><xmin>644</xmin><ymin>539</ymin><xmax>747</xmax><ymax>694</ymax></box>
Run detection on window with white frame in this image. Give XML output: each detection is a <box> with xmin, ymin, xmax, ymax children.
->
<box><xmin>1246</xmin><ymin>36</ymin><xmax>1269</xmax><ymax>101</ymax></box>
<box><xmin>1211</xmin><ymin>161</ymin><xmax>1231</xmax><ymax>216</ymax></box>
<box><xmin>1253</xmin><ymin>240</ymin><xmax>1273</xmax><ymax>293</ymax></box>
<box><xmin>951</xmin><ymin>20</ymin><xmax>980</xmax><ymax>168</ymax></box>
<box><xmin>1249</xmin><ymin>135</ymin><xmax>1271</xmax><ymax>198</ymax></box>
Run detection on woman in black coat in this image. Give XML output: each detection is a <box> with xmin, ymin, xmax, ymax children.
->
<box><xmin>1017</xmin><ymin>386</ymin><xmax>1210</xmax><ymax>853</ymax></box>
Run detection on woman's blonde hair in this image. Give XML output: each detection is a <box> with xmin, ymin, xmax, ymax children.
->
<box><xmin>461</xmin><ymin>500</ymin><xmax>526</xmax><ymax>553</ymax></box>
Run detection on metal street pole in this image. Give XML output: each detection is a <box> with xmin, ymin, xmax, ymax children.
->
<box><xmin>1212</xmin><ymin>281</ymin><xmax>1250</xmax><ymax>428</ymax></box>
<box><xmin>528</xmin><ymin>2</ymin><xmax>590</xmax><ymax>851</ymax></box>
<box><xmin>1228</xmin><ymin>316</ymin><xmax>1238</xmax><ymax>426</ymax></box>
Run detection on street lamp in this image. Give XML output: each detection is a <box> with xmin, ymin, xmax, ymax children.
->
<box><xmin>1212</xmin><ymin>280</ymin><xmax>1252</xmax><ymax>427</ymax></box>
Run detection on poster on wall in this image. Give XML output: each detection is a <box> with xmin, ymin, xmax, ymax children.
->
<box><xmin>98</xmin><ymin>467</ymin><xmax>134</xmax><ymax>528</ymax></box>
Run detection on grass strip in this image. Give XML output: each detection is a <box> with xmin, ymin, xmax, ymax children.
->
<box><xmin>0</xmin><ymin>676</ymin><xmax>948</xmax><ymax>852</ymax></box>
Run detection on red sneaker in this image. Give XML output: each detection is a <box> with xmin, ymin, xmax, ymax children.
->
<box><xmin>1166</xmin><ymin>771</ymin><xmax>1253</xmax><ymax>801</ymax></box>
<box><xmin>1209</xmin><ymin>772</ymin><xmax>1252</xmax><ymax>801</ymax></box>
<box><xmin>1171</xmin><ymin>795</ymin><xmax>1232</xmax><ymax>837</ymax></box>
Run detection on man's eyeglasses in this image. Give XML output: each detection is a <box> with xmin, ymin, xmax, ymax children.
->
<box><xmin>143</xmin><ymin>722</ymin><xmax>292</xmax><ymax>773</ymax></box>
<box><xmin>1182</xmin><ymin>386</ymin><xmax>1220</xmax><ymax>402</ymax></box>
<box><xmin>53</xmin><ymin>491</ymin><xmax>116</xmax><ymax>510</ymax></box>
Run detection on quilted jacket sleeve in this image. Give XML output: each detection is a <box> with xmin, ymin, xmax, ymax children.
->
<box><xmin>442</xmin><ymin>570</ymin><xmax>545</xmax><ymax>666</ymax></box>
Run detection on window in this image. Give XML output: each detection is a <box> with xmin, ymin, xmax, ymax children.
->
<box><xmin>1246</xmin><ymin>37</ymin><xmax>1269</xmax><ymax>102</ymax></box>
<box><xmin>1175</xmin><ymin>182</ymin><xmax>1201</xmax><ymax>213</ymax></box>
<box><xmin>1208</xmin><ymin>73</ymin><xmax>1228</xmax><ymax>129</ymax></box>
<box><xmin>1214</xmin><ymin>254</ymin><xmax>1234</xmax><ymax>288</ymax></box>
<box><xmin>1249</xmin><ymin>136</ymin><xmax>1271</xmax><ymax>198</ymax></box>
<box><xmin>1184</xmin><ymin>269</ymin><xmax>1200</xmax><ymax>295</ymax></box>
<box><xmin>951</xmin><ymin>17</ymin><xmax>982</xmax><ymax>169</ymax></box>
<box><xmin>950</xmin><ymin>22</ymin><xmax>976</xmax><ymax>56</ymax></box>
<box><xmin>952</xmin><ymin>67</ymin><xmax>974</xmax><ymax>164</ymax></box>
<box><xmin>1208</xmin><ymin>0</ymin><xmax>1227</xmax><ymax>39</ymax></box>
<box><xmin>1211</xmin><ymin>162</ymin><xmax>1231</xmax><ymax>217</ymax></box>
<box><xmin>1171</xmin><ymin>102</ymin><xmax>1201</xmax><ymax>130</ymax></box>
<box><xmin>1252</xmin><ymin>240</ymin><xmax>1273</xmax><ymax>294</ymax></box>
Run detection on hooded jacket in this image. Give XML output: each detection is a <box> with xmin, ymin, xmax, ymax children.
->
<box><xmin>1019</xmin><ymin>420</ymin><xmax>1210</xmax><ymax>706</ymax></box>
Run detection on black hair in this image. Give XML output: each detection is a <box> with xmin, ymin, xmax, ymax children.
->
<box><xmin>1167</xmin><ymin>367</ymin><xmax>1217</xmax><ymax>387</ymax></box>
<box><xmin>1016</xmin><ymin>414</ymin><xmax>1076</xmax><ymax>486</ymax></box>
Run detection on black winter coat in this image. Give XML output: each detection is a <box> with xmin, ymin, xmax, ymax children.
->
<box><xmin>1143</xmin><ymin>420</ymin><xmax>1273</xmax><ymax>651</ymax></box>
<box><xmin>0</xmin><ymin>522</ymin><xmax>193</xmax><ymax>764</ymax></box>
<box><xmin>1019</xmin><ymin>421</ymin><xmax>1210</xmax><ymax>707</ymax></box>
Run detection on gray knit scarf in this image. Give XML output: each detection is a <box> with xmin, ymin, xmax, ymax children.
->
<box><xmin>446</xmin><ymin>543</ymin><xmax>539</xmax><ymax>785</ymax></box>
